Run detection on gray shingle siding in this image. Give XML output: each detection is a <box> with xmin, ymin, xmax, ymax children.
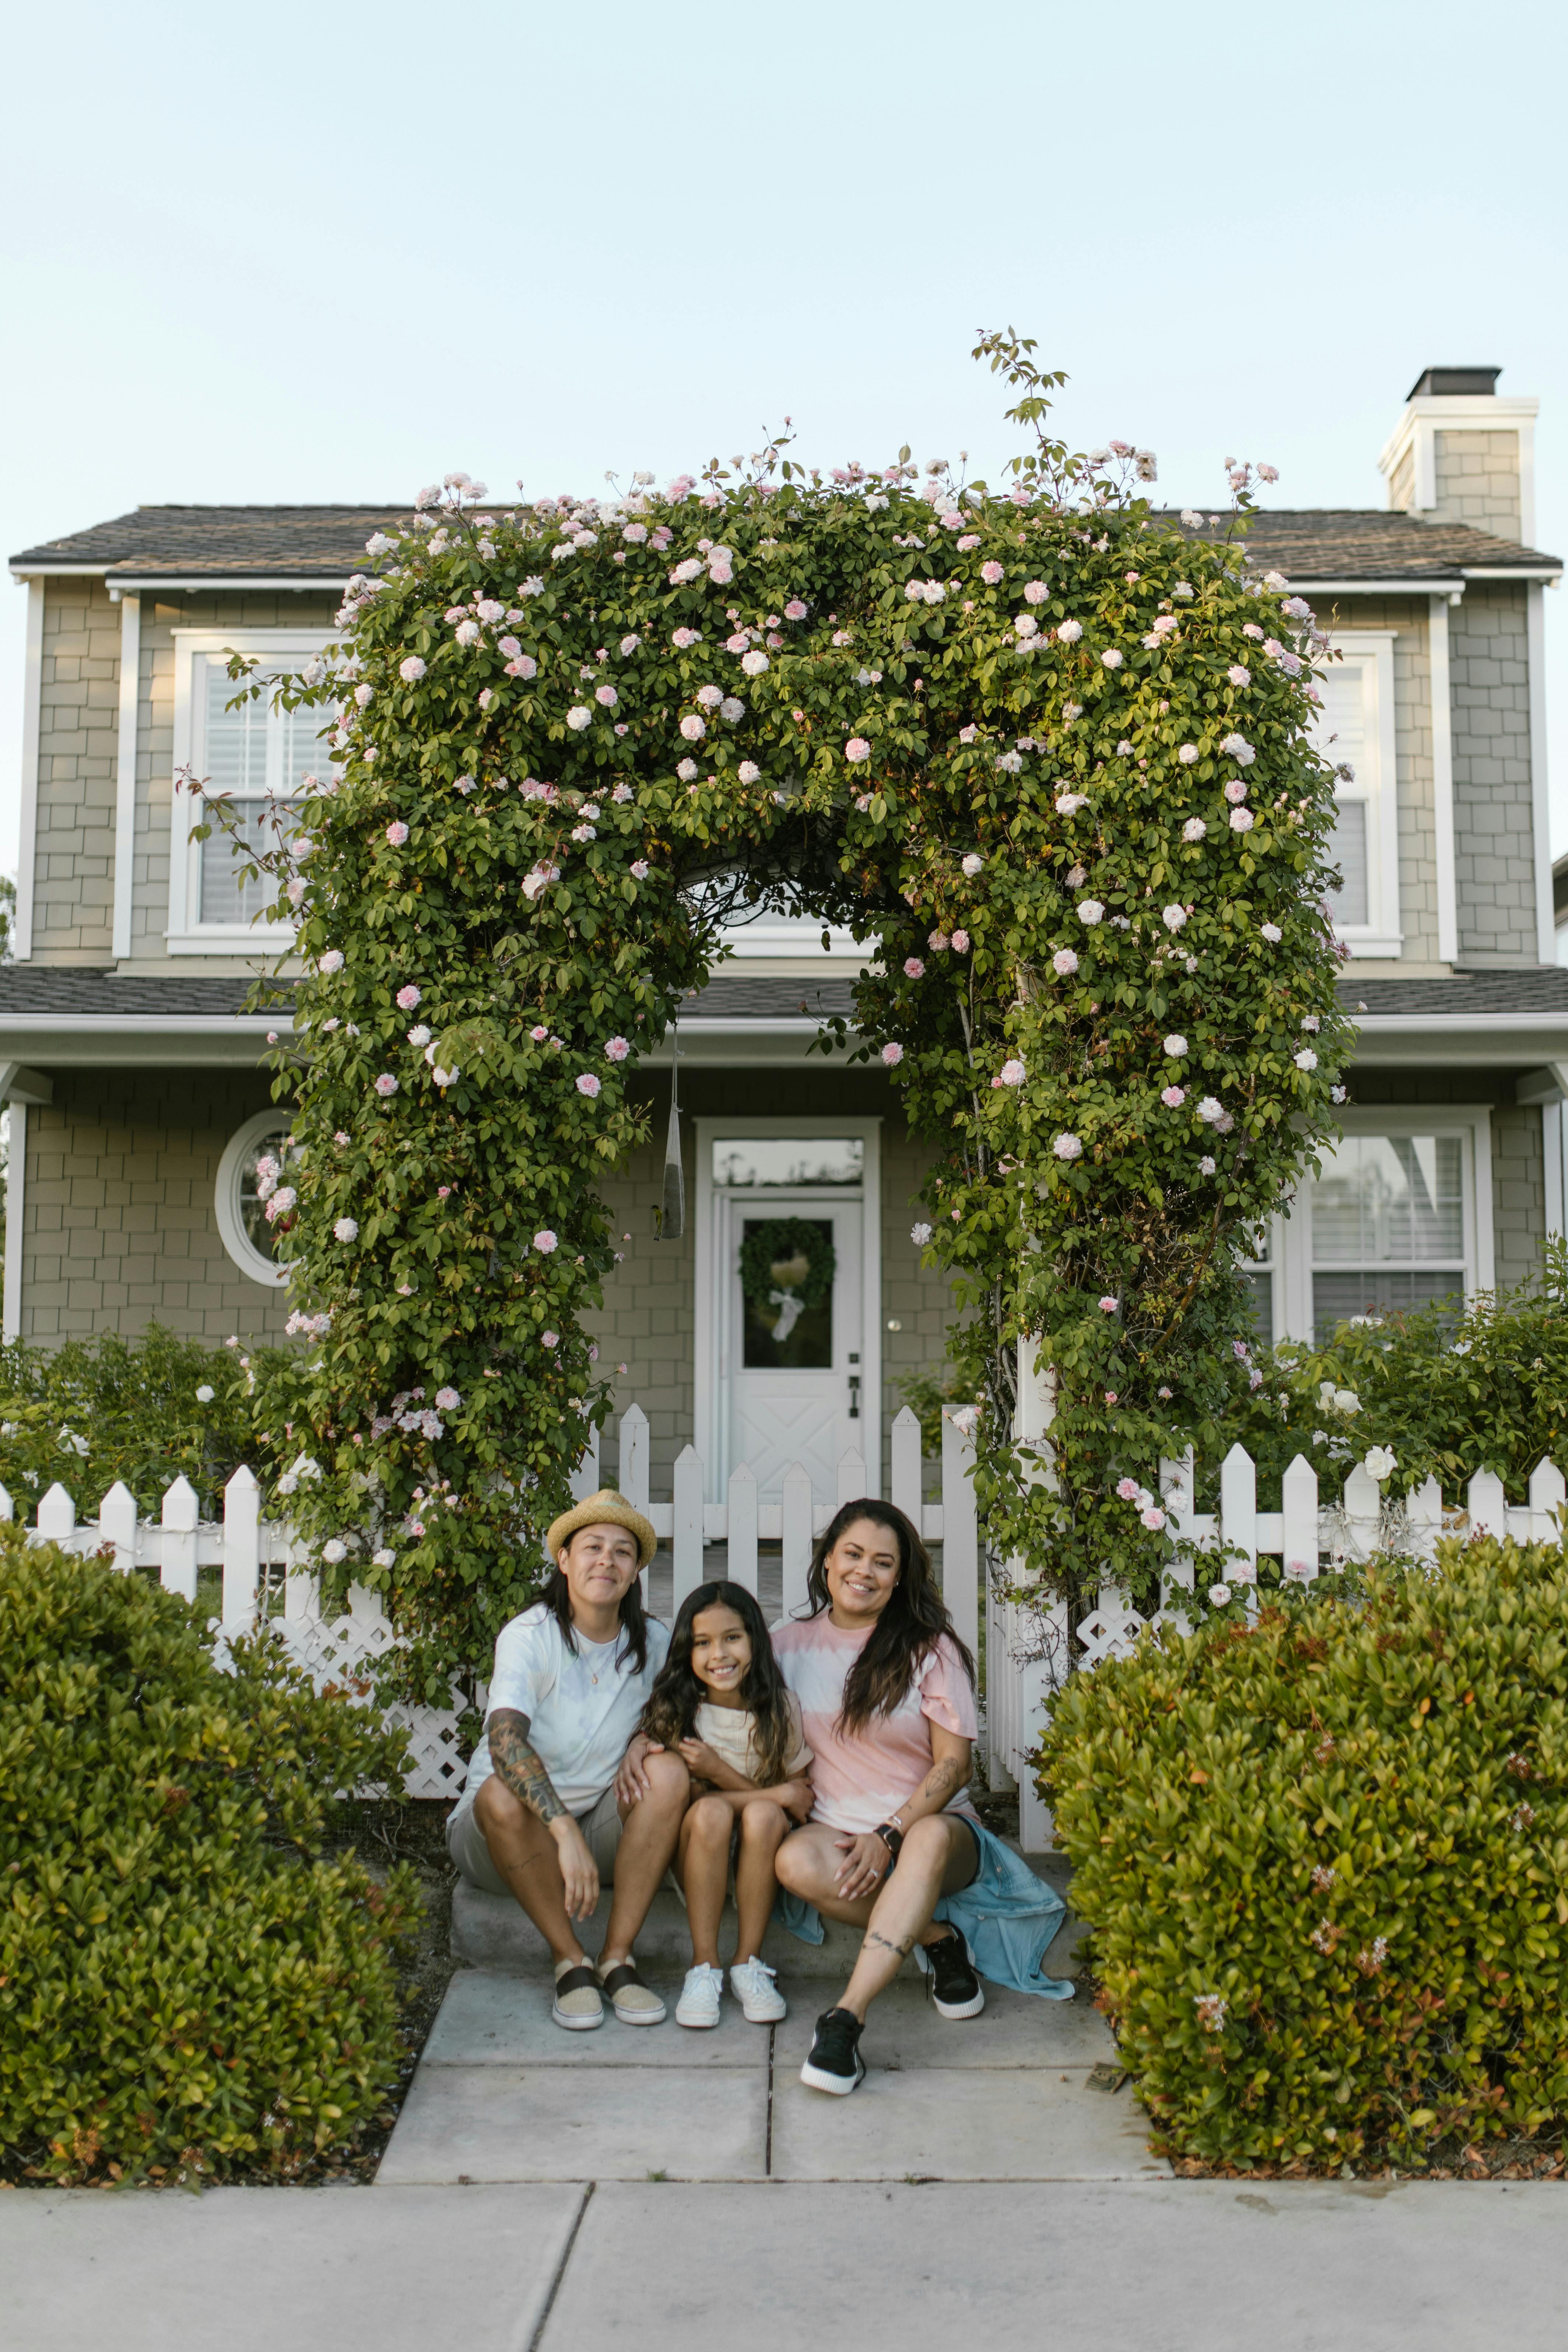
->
<box><xmin>1450</xmin><ymin>582</ymin><xmax>1537</xmax><ymax>963</ymax></box>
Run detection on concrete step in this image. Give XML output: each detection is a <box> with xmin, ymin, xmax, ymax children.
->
<box><xmin>451</xmin><ymin>1851</ymin><xmax>1085</xmax><ymax>1982</ymax></box>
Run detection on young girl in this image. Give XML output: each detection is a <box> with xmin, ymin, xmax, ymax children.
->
<box><xmin>638</xmin><ymin>1579</ymin><xmax>813</xmax><ymax>2029</ymax></box>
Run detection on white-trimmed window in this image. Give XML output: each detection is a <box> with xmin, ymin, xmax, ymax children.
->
<box><xmin>215</xmin><ymin>1111</ymin><xmax>297</xmax><ymax>1287</ymax></box>
<box><xmin>168</xmin><ymin>631</ymin><xmax>333</xmax><ymax>952</ymax></box>
<box><xmin>1311</xmin><ymin>632</ymin><xmax>1400</xmax><ymax>957</ymax></box>
<box><xmin>1254</xmin><ymin>1107</ymin><xmax>1492</xmax><ymax>1345</ymax></box>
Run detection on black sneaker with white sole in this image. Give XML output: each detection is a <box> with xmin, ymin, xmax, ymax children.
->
<box><xmin>800</xmin><ymin>2005</ymin><xmax>867</xmax><ymax>2095</ymax></box>
<box><xmin>921</xmin><ymin>1926</ymin><xmax>986</xmax><ymax>2019</ymax></box>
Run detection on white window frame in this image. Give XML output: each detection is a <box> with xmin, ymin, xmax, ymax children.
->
<box><xmin>214</xmin><ymin>1109</ymin><xmax>295</xmax><ymax>1288</ymax></box>
<box><xmin>1315</xmin><ymin>631</ymin><xmax>1401</xmax><ymax>958</ymax></box>
<box><xmin>1257</xmin><ymin>1105</ymin><xmax>1492</xmax><ymax>1345</ymax></box>
<box><xmin>167</xmin><ymin>630</ymin><xmax>332</xmax><ymax>954</ymax></box>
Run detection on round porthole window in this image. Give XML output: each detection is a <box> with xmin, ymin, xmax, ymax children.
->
<box><xmin>215</xmin><ymin>1110</ymin><xmax>297</xmax><ymax>1288</ymax></box>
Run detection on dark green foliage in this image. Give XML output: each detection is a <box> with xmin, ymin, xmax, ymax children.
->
<box><xmin>0</xmin><ymin>1530</ymin><xmax>421</xmax><ymax>2183</ymax></box>
<box><xmin>1040</xmin><ymin>1536</ymin><xmax>1568</xmax><ymax>2169</ymax></box>
<box><xmin>0</xmin><ymin>1325</ymin><xmax>283</xmax><ymax>1519</ymax></box>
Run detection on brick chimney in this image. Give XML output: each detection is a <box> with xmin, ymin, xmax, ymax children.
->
<box><xmin>1379</xmin><ymin>367</ymin><xmax>1538</xmax><ymax>546</ymax></box>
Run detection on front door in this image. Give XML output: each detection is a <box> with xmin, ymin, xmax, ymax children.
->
<box><xmin>718</xmin><ymin>1188</ymin><xmax>864</xmax><ymax>1503</ymax></box>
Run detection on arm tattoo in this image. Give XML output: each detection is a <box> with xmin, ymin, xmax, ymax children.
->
<box><xmin>862</xmin><ymin>1928</ymin><xmax>917</xmax><ymax>1959</ymax></box>
<box><xmin>920</xmin><ymin>1754</ymin><xmax>967</xmax><ymax>1807</ymax></box>
<box><xmin>489</xmin><ymin>1707</ymin><xmax>566</xmax><ymax>1825</ymax></box>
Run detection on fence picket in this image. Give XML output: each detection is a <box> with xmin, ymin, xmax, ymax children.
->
<box><xmin>37</xmin><ymin>1483</ymin><xmax>76</xmax><ymax>1543</ymax></box>
<box><xmin>570</xmin><ymin>1421</ymin><xmax>601</xmax><ymax>1503</ymax></box>
<box><xmin>672</xmin><ymin>1444</ymin><xmax>704</xmax><ymax>1613</ymax></box>
<box><xmin>726</xmin><ymin>1461</ymin><xmax>758</xmax><ymax>1596</ymax></box>
<box><xmin>940</xmin><ymin>1409</ymin><xmax>979</xmax><ymax>1667</ymax></box>
<box><xmin>1407</xmin><ymin>1474</ymin><xmax>1443</xmax><ymax>1563</ymax></box>
<box><xmin>836</xmin><ymin>1446</ymin><xmax>868</xmax><ymax>1508</ymax></box>
<box><xmin>780</xmin><ymin>1460</ymin><xmax>813</xmax><ymax>1622</ymax></box>
<box><xmin>1527</xmin><ymin>1456</ymin><xmax>1566</xmax><ymax>1541</ymax></box>
<box><xmin>159</xmin><ymin>1476</ymin><xmax>199</xmax><ymax>1601</ymax></box>
<box><xmin>1220</xmin><ymin>1443</ymin><xmax>1257</xmax><ymax>1583</ymax></box>
<box><xmin>1467</xmin><ymin>1467</ymin><xmax>1507</xmax><ymax>1543</ymax></box>
<box><xmin>222</xmin><ymin>1466</ymin><xmax>261</xmax><ymax>1625</ymax></box>
<box><xmin>890</xmin><ymin>1405</ymin><xmax>922</xmax><ymax>1524</ymax></box>
<box><xmin>98</xmin><ymin>1480</ymin><xmax>138</xmax><ymax>1578</ymax></box>
<box><xmin>1281</xmin><ymin>1453</ymin><xmax>1319</xmax><ymax>1583</ymax></box>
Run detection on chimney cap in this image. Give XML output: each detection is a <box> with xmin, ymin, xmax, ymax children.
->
<box><xmin>1406</xmin><ymin>366</ymin><xmax>1502</xmax><ymax>399</ymax></box>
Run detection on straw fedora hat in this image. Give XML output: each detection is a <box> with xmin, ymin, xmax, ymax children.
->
<box><xmin>544</xmin><ymin>1488</ymin><xmax>658</xmax><ymax>1570</ymax></box>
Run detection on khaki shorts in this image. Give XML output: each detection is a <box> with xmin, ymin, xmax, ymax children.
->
<box><xmin>446</xmin><ymin>1780</ymin><xmax>624</xmax><ymax>1898</ymax></box>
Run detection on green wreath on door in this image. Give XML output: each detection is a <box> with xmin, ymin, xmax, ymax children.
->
<box><xmin>739</xmin><ymin>1218</ymin><xmax>837</xmax><ymax>1323</ymax></box>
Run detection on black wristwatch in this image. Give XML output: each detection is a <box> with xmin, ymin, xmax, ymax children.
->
<box><xmin>872</xmin><ymin>1822</ymin><xmax>904</xmax><ymax>1868</ymax></box>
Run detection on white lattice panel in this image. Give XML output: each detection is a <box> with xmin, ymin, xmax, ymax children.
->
<box><xmin>213</xmin><ymin>1606</ymin><xmax>467</xmax><ymax>1802</ymax></box>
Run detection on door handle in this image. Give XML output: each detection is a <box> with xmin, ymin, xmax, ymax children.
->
<box><xmin>848</xmin><ymin>1373</ymin><xmax>860</xmax><ymax>1420</ymax></box>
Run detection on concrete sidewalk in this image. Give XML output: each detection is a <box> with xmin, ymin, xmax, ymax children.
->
<box><xmin>7</xmin><ymin>2177</ymin><xmax>1566</xmax><ymax>2352</ymax></box>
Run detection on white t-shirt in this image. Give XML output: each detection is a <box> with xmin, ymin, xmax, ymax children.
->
<box><xmin>692</xmin><ymin>1694</ymin><xmax>812</xmax><ymax>1786</ymax></box>
<box><xmin>455</xmin><ymin>1601</ymin><xmax>669</xmax><ymax>1820</ymax></box>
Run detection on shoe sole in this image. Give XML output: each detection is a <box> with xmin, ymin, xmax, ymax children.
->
<box><xmin>800</xmin><ymin>2054</ymin><xmax>866</xmax><ymax>2096</ymax></box>
<box><xmin>551</xmin><ymin>2006</ymin><xmax>605</xmax><ymax>2031</ymax></box>
<box><xmin>676</xmin><ymin>2010</ymin><xmax>720</xmax><ymax>2030</ymax></box>
<box><xmin>931</xmin><ymin>1987</ymin><xmax>986</xmax><ymax>2020</ymax></box>
<box><xmin>610</xmin><ymin>2003</ymin><xmax>667</xmax><ymax>2026</ymax></box>
<box><xmin>738</xmin><ymin>2005</ymin><xmax>787</xmax><ymax>2024</ymax></box>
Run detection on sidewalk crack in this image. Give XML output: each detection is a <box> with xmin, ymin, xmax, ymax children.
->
<box><xmin>525</xmin><ymin>2179</ymin><xmax>594</xmax><ymax>2352</ymax></box>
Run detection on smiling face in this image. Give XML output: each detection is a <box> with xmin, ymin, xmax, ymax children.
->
<box><xmin>558</xmin><ymin>1520</ymin><xmax>643</xmax><ymax>1620</ymax></box>
<box><xmin>822</xmin><ymin>1515</ymin><xmax>903</xmax><ymax>1624</ymax></box>
<box><xmin>688</xmin><ymin>1601</ymin><xmax>753</xmax><ymax>1706</ymax></box>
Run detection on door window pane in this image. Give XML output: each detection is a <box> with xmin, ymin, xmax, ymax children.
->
<box><xmin>714</xmin><ymin>1138</ymin><xmax>863</xmax><ymax>1189</ymax></box>
<box><xmin>741</xmin><ymin>1217</ymin><xmax>833</xmax><ymax>1367</ymax></box>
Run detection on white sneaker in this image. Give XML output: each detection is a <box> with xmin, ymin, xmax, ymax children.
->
<box><xmin>729</xmin><ymin>1956</ymin><xmax>787</xmax><ymax>2023</ymax></box>
<box><xmin>676</xmin><ymin>1963</ymin><xmax>723</xmax><ymax>2029</ymax></box>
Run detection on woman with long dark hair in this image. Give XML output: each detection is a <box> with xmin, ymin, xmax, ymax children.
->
<box><xmin>773</xmin><ymin>1498</ymin><xmax>1072</xmax><ymax>2096</ymax></box>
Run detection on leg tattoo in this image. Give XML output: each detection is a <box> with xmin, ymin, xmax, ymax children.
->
<box><xmin>861</xmin><ymin>1928</ymin><xmax>917</xmax><ymax>1960</ymax></box>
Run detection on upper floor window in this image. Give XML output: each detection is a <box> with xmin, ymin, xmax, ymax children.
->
<box><xmin>168</xmin><ymin>630</ymin><xmax>332</xmax><ymax>952</ymax></box>
<box><xmin>1310</xmin><ymin>632</ymin><xmax>1400</xmax><ymax>958</ymax></box>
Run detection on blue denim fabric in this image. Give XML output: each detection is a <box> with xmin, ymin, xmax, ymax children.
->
<box><xmin>773</xmin><ymin>1817</ymin><xmax>1076</xmax><ymax>1999</ymax></box>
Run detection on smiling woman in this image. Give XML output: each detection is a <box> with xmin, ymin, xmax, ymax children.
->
<box><xmin>771</xmin><ymin>1499</ymin><xmax>1074</xmax><ymax>2096</ymax></box>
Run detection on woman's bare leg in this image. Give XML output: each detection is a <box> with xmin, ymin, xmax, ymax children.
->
<box><xmin>837</xmin><ymin>1816</ymin><xmax>978</xmax><ymax>2019</ymax></box>
<box><xmin>677</xmin><ymin>1793</ymin><xmax>734</xmax><ymax>1969</ymax></box>
<box><xmin>733</xmin><ymin>1798</ymin><xmax>790</xmax><ymax>1961</ymax></box>
<box><xmin>472</xmin><ymin>1777</ymin><xmax>585</xmax><ymax>1967</ymax></box>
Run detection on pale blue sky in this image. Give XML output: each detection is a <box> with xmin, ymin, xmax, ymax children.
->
<box><xmin>3</xmin><ymin>0</ymin><xmax>1565</xmax><ymax>868</ymax></box>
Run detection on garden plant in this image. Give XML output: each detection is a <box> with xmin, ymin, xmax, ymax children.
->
<box><xmin>0</xmin><ymin>1528</ymin><xmax>421</xmax><ymax>2184</ymax></box>
<box><xmin>1041</xmin><ymin>1531</ymin><xmax>1568</xmax><ymax>2173</ymax></box>
<box><xmin>218</xmin><ymin>330</ymin><xmax>1353</xmax><ymax>1698</ymax></box>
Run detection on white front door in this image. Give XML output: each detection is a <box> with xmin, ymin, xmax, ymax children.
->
<box><xmin>717</xmin><ymin>1189</ymin><xmax>864</xmax><ymax>1503</ymax></box>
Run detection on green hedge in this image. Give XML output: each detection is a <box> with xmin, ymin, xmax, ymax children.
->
<box><xmin>1039</xmin><ymin>1534</ymin><xmax>1568</xmax><ymax>2170</ymax></box>
<box><xmin>0</xmin><ymin>1326</ymin><xmax>283</xmax><ymax>1520</ymax></box>
<box><xmin>0</xmin><ymin>1529</ymin><xmax>421</xmax><ymax>2183</ymax></box>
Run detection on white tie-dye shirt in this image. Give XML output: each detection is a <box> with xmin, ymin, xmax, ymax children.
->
<box><xmin>770</xmin><ymin>1613</ymin><xmax>978</xmax><ymax>1835</ymax></box>
<box><xmin>454</xmin><ymin>1600</ymin><xmax>669</xmax><ymax>1819</ymax></box>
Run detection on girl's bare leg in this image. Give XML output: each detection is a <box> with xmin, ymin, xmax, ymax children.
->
<box><xmin>733</xmin><ymin>1798</ymin><xmax>790</xmax><ymax>1961</ymax></box>
<box><xmin>676</xmin><ymin>1793</ymin><xmax>734</xmax><ymax>1969</ymax></box>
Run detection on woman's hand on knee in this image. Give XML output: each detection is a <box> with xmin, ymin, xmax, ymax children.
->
<box><xmin>633</xmin><ymin>1749</ymin><xmax>691</xmax><ymax>1811</ymax></box>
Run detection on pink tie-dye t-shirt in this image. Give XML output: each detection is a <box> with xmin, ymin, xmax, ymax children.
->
<box><xmin>770</xmin><ymin>1614</ymin><xmax>979</xmax><ymax>1834</ymax></box>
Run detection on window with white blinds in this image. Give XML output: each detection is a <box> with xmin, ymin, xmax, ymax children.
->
<box><xmin>1309</xmin><ymin>633</ymin><xmax>1400</xmax><ymax>955</ymax></box>
<box><xmin>168</xmin><ymin>631</ymin><xmax>333</xmax><ymax>949</ymax></box>
<box><xmin>198</xmin><ymin>662</ymin><xmax>326</xmax><ymax>924</ymax></box>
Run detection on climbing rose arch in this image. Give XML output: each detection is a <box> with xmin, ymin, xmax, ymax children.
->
<box><xmin>242</xmin><ymin>335</ymin><xmax>1351</xmax><ymax>1700</ymax></box>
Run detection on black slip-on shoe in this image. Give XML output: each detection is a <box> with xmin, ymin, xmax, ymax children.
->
<box><xmin>921</xmin><ymin>1926</ymin><xmax>986</xmax><ymax>2019</ymax></box>
<box><xmin>800</xmin><ymin>2005</ymin><xmax>867</xmax><ymax>2095</ymax></box>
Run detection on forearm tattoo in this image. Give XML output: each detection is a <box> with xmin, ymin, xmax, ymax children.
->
<box><xmin>920</xmin><ymin>1754</ymin><xmax>967</xmax><ymax>1807</ymax></box>
<box><xmin>489</xmin><ymin>1708</ymin><xmax>566</xmax><ymax>1824</ymax></box>
<box><xmin>863</xmin><ymin>1928</ymin><xmax>917</xmax><ymax>1959</ymax></box>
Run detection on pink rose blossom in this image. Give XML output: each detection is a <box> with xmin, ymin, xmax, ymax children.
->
<box><xmin>928</xmin><ymin>931</ymin><xmax>949</xmax><ymax>952</ymax></box>
<box><xmin>575</xmin><ymin>1072</ymin><xmax>601</xmax><ymax>1098</ymax></box>
<box><xmin>534</xmin><ymin>1229</ymin><xmax>558</xmax><ymax>1253</ymax></box>
<box><xmin>998</xmin><ymin>1058</ymin><xmax>1025</xmax><ymax>1086</ymax></box>
<box><xmin>1099</xmin><ymin>1296</ymin><xmax>1119</xmax><ymax>1313</ymax></box>
<box><xmin>981</xmin><ymin>561</ymin><xmax>1005</xmax><ymax>585</ymax></box>
<box><xmin>680</xmin><ymin>714</ymin><xmax>706</xmax><ymax>742</ymax></box>
<box><xmin>1052</xmin><ymin>948</ymin><xmax>1078</xmax><ymax>976</ymax></box>
<box><xmin>396</xmin><ymin>984</ymin><xmax>421</xmax><ymax>1010</ymax></box>
<box><xmin>904</xmin><ymin>958</ymin><xmax>925</xmax><ymax>978</ymax></box>
<box><xmin>784</xmin><ymin>598</ymin><xmax>808</xmax><ymax>620</ymax></box>
<box><xmin>385</xmin><ymin>821</ymin><xmax>409</xmax><ymax>846</ymax></box>
<box><xmin>605</xmin><ymin>1036</ymin><xmax>631</xmax><ymax>1061</ymax></box>
<box><xmin>1140</xmin><ymin>1505</ymin><xmax>1166</xmax><ymax>1531</ymax></box>
<box><xmin>846</xmin><ymin>737</ymin><xmax>872</xmax><ymax>763</ymax></box>
<box><xmin>374</xmin><ymin>1074</ymin><xmax>399</xmax><ymax>1097</ymax></box>
<box><xmin>1104</xmin><ymin>1392</ymin><xmax>1118</xmax><ymax>1406</ymax></box>
<box><xmin>398</xmin><ymin>655</ymin><xmax>426</xmax><ymax>682</ymax></box>
<box><xmin>1162</xmin><ymin>1085</ymin><xmax>1187</xmax><ymax>1108</ymax></box>
<box><xmin>541</xmin><ymin>1330</ymin><xmax>559</xmax><ymax>1348</ymax></box>
<box><xmin>881</xmin><ymin>1042</ymin><xmax>904</xmax><ymax>1066</ymax></box>
<box><xmin>951</xmin><ymin>929</ymin><xmax>970</xmax><ymax>953</ymax></box>
<box><xmin>530</xmin><ymin>1025</ymin><xmax>549</xmax><ymax>1042</ymax></box>
<box><xmin>595</xmin><ymin>683</ymin><xmax>619</xmax><ymax>707</ymax></box>
<box><xmin>630</xmin><ymin>859</ymin><xmax>650</xmax><ymax>879</ymax></box>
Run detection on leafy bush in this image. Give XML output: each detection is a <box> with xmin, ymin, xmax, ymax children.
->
<box><xmin>0</xmin><ymin>1529</ymin><xmax>421</xmax><ymax>2183</ymax></box>
<box><xmin>0</xmin><ymin>1325</ymin><xmax>277</xmax><ymax>1520</ymax></box>
<box><xmin>1211</xmin><ymin>1244</ymin><xmax>1568</xmax><ymax>1508</ymax></box>
<box><xmin>1040</xmin><ymin>1534</ymin><xmax>1568</xmax><ymax>2171</ymax></box>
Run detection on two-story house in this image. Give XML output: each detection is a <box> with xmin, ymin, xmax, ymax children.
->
<box><xmin>4</xmin><ymin>367</ymin><xmax>1563</xmax><ymax>1512</ymax></box>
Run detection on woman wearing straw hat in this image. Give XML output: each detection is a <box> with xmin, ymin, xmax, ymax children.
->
<box><xmin>445</xmin><ymin>1489</ymin><xmax>685</xmax><ymax>2030</ymax></box>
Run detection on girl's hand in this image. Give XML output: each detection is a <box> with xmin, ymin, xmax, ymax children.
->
<box><xmin>614</xmin><ymin>1733</ymin><xmax>662</xmax><ymax>1806</ymax></box>
<box><xmin>676</xmin><ymin>1736</ymin><xmax>726</xmax><ymax>1783</ymax></box>
<box><xmin>833</xmin><ymin>1829</ymin><xmax>893</xmax><ymax>1900</ymax></box>
<box><xmin>779</xmin><ymin>1777</ymin><xmax>814</xmax><ymax>1824</ymax></box>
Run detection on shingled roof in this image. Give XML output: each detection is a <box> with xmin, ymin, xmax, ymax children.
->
<box><xmin>9</xmin><ymin>503</ymin><xmax>1560</xmax><ymax>586</ymax></box>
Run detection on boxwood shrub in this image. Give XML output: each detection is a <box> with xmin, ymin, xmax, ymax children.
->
<box><xmin>1039</xmin><ymin>1534</ymin><xmax>1568</xmax><ymax>2170</ymax></box>
<box><xmin>1</xmin><ymin>1527</ymin><xmax>421</xmax><ymax>2183</ymax></box>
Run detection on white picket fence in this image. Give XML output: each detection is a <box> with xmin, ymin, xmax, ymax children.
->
<box><xmin>14</xmin><ymin>1426</ymin><xmax>1565</xmax><ymax>1836</ymax></box>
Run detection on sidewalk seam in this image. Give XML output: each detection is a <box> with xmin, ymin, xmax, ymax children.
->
<box><xmin>525</xmin><ymin>2180</ymin><xmax>594</xmax><ymax>2352</ymax></box>
<box><xmin>765</xmin><ymin>2026</ymin><xmax>775</xmax><ymax>2176</ymax></box>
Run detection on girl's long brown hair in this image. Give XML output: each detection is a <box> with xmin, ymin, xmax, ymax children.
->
<box><xmin>803</xmin><ymin>1498</ymin><xmax>975</xmax><ymax>1730</ymax></box>
<box><xmin>640</xmin><ymin>1580</ymin><xmax>798</xmax><ymax>1786</ymax></box>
